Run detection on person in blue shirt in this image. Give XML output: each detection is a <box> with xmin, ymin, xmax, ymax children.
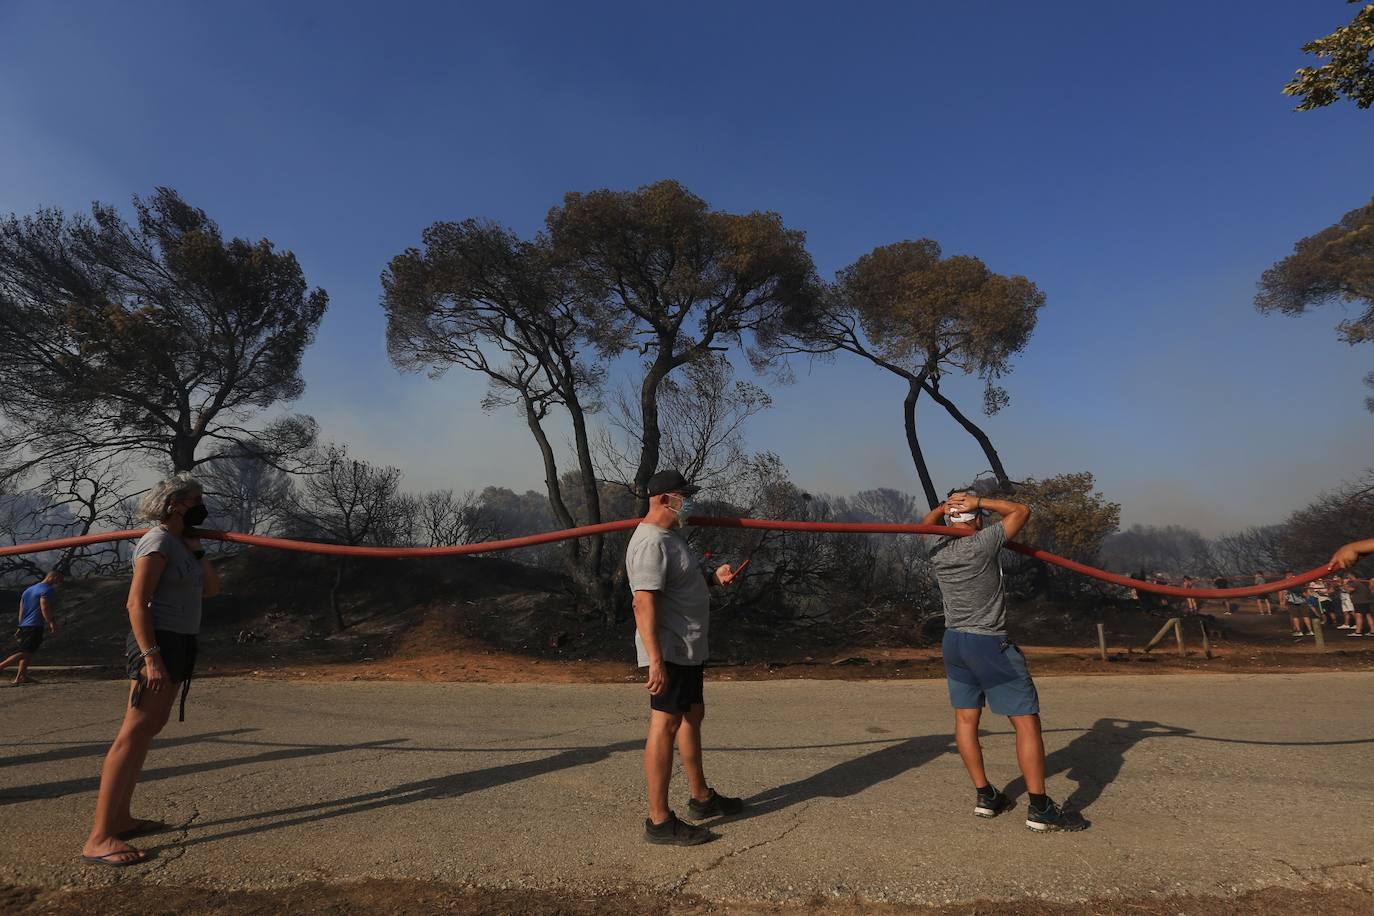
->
<box><xmin>2</xmin><ymin>569</ymin><xmax>63</xmax><ymax>685</ymax></box>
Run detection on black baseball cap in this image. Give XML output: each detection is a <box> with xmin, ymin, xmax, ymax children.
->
<box><xmin>646</xmin><ymin>469</ymin><xmax>701</xmax><ymax>497</ymax></box>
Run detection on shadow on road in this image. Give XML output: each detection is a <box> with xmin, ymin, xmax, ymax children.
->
<box><xmin>1003</xmin><ymin>718</ymin><xmax>1193</xmax><ymax>813</ymax></box>
<box><xmin>0</xmin><ymin>728</ymin><xmax>257</xmax><ymax>771</ymax></box>
<box><xmin>174</xmin><ymin>738</ymin><xmax>645</xmax><ymax>849</ymax></box>
<box><xmin>0</xmin><ymin>734</ymin><xmax>410</xmax><ymax>806</ymax></box>
<box><xmin>732</xmin><ymin>733</ymin><xmax>956</xmax><ymax>822</ymax></box>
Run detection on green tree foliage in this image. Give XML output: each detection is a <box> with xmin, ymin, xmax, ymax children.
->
<box><xmin>780</xmin><ymin>240</ymin><xmax>1044</xmax><ymax>508</ymax></box>
<box><xmin>0</xmin><ymin>188</ymin><xmax>326</xmax><ymax>479</ymax></box>
<box><xmin>1285</xmin><ymin>2</ymin><xmax>1374</xmax><ymax>110</ymax></box>
<box><xmin>546</xmin><ymin>179</ymin><xmax>819</xmax><ymax>512</ymax></box>
<box><xmin>1256</xmin><ymin>197</ymin><xmax>1374</xmax><ymax>409</ymax></box>
<box><xmin>1009</xmin><ymin>472</ymin><xmax>1120</xmax><ymax>564</ymax></box>
<box><xmin>380</xmin><ymin>217</ymin><xmax>611</xmax><ymax>603</ymax></box>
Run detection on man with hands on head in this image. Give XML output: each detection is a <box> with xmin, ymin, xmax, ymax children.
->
<box><xmin>922</xmin><ymin>486</ymin><xmax>1088</xmax><ymax>833</ymax></box>
<box><xmin>626</xmin><ymin>469</ymin><xmax>745</xmax><ymax>846</ymax></box>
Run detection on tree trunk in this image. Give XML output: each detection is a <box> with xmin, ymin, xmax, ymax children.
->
<box><xmin>522</xmin><ymin>395</ymin><xmax>580</xmax><ymax>566</ymax></box>
<box><xmin>920</xmin><ymin>380</ymin><xmax>1013</xmax><ymax>490</ymax></box>
<box><xmin>633</xmin><ymin>351</ymin><xmax>676</xmax><ymax>515</ymax></box>
<box><xmin>330</xmin><ymin>558</ymin><xmax>346</xmax><ymax>632</ymax></box>
<box><xmin>902</xmin><ymin>379</ymin><xmax>940</xmax><ymax>510</ymax></box>
<box><xmin>170</xmin><ymin>435</ymin><xmax>197</xmax><ymax>474</ymax></box>
<box><xmin>566</xmin><ymin>394</ymin><xmax>612</xmax><ymax>620</ymax></box>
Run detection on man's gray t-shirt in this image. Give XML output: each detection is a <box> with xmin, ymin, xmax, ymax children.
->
<box><xmin>132</xmin><ymin>527</ymin><xmax>203</xmax><ymax>635</ymax></box>
<box><xmin>626</xmin><ymin>523</ymin><xmax>710</xmax><ymax>667</ymax></box>
<box><xmin>922</xmin><ymin>522</ymin><xmax>1008</xmax><ymax>636</ymax></box>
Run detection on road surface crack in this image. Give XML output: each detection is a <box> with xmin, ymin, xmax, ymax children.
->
<box><xmin>672</xmin><ymin>803</ymin><xmax>811</xmax><ymax>894</ymax></box>
<box><xmin>146</xmin><ymin>805</ymin><xmax>200</xmax><ymax>874</ymax></box>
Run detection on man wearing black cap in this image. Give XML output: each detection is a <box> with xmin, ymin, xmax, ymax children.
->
<box><xmin>627</xmin><ymin>469</ymin><xmax>744</xmax><ymax>845</ymax></box>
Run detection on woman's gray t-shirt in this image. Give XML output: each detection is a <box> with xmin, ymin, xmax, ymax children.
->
<box><xmin>132</xmin><ymin>527</ymin><xmax>203</xmax><ymax>635</ymax></box>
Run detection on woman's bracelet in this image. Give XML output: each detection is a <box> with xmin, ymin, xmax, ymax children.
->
<box><xmin>138</xmin><ymin>645</ymin><xmax>161</xmax><ymax>660</ymax></box>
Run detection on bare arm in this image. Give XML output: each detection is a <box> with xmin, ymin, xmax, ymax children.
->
<box><xmin>975</xmin><ymin>496</ymin><xmax>1031</xmax><ymax>541</ymax></box>
<box><xmin>127</xmin><ymin>554</ymin><xmax>172</xmax><ymax>691</ymax></box>
<box><xmin>200</xmin><ymin>555</ymin><xmax>221</xmax><ymax>599</ymax></box>
<box><xmin>39</xmin><ymin>596</ymin><xmax>56</xmax><ymax>634</ymax></box>
<box><xmin>1329</xmin><ymin>538</ymin><xmax>1374</xmax><ymax>570</ymax></box>
<box><xmin>920</xmin><ymin>502</ymin><xmax>947</xmax><ymax>527</ymax></box>
<box><xmin>632</xmin><ymin>590</ymin><xmax>667</xmax><ymax>696</ymax></box>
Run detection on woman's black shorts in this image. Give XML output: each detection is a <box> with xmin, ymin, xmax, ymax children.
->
<box><xmin>649</xmin><ymin>661</ymin><xmax>705</xmax><ymax>714</ymax></box>
<box><xmin>125</xmin><ymin>630</ymin><xmax>199</xmax><ymax>722</ymax></box>
<box><xmin>13</xmin><ymin>626</ymin><xmax>44</xmax><ymax>654</ymax></box>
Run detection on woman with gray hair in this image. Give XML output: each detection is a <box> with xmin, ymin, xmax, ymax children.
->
<box><xmin>81</xmin><ymin>474</ymin><xmax>221</xmax><ymax>866</ymax></box>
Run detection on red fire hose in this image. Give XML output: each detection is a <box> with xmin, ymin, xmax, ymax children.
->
<box><xmin>0</xmin><ymin>516</ymin><xmax>1334</xmax><ymax>598</ymax></box>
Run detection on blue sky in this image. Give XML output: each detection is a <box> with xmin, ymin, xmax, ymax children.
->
<box><xmin>2</xmin><ymin>1</ymin><xmax>1370</xmax><ymax>535</ymax></box>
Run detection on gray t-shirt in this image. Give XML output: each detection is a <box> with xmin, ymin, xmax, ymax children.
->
<box><xmin>132</xmin><ymin>527</ymin><xmax>203</xmax><ymax>635</ymax></box>
<box><xmin>626</xmin><ymin>523</ymin><xmax>710</xmax><ymax>667</ymax></box>
<box><xmin>922</xmin><ymin>522</ymin><xmax>1008</xmax><ymax>636</ymax></box>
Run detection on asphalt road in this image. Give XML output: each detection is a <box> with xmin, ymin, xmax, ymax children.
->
<box><xmin>2</xmin><ymin>672</ymin><xmax>1372</xmax><ymax>905</ymax></box>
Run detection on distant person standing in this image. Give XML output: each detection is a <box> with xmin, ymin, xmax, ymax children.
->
<box><xmin>1</xmin><ymin>570</ymin><xmax>62</xmax><ymax>685</ymax></box>
<box><xmin>1351</xmin><ymin>574</ymin><xmax>1373</xmax><ymax>636</ymax></box>
<box><xmin>1313</xmin><ymin>579</ymin><xmax>1338</xmax><ymax>627</ymax></box>
<box><xmin>1252</xmin><ymin>573</ymin><xmax>1273</xmax><ymax>616</ymax></box>
<box><xmin>626</xmin><ymin>469</ymin><xmax>744</xmax><ymax>846</ymax></box>
<box><xmin>1213</xmin><ymin>575</ymin><xmax>1235</xmax><ymax>615</ymax></box>
<box><xmin>1338</xmin><ymin>576</ymin><xmax>1358</xmax><ymax>633</ymax></box>
<box><xmin>1285</xmin><ymin>576</ymin><xmax>1314</xmax><ymax>638</ymax></box>
<box><xmin>1182</xmin><ymin>576</ymin><xmax>1198</xmax><ymax>612</ymax></box>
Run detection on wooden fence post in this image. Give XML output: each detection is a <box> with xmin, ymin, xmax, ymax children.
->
<box><xmin>1096</xmin><ymin>623</ymin><xmax>1108</xmax><ymax>661</ymax></box>
<box><xmin>1199</xmin><ymin>621</ymin><xmax>1212</xmax><ymax>659</ymax></box>
<box><xmin>1174</xmin><ymin>618</ymin><xmax>1186</xmax><ymax>657</ymax></box>
<box><xmin>1143</xmin><ymin>618</ymin><xmax>1179</xmax><ymax>654</ymax></box>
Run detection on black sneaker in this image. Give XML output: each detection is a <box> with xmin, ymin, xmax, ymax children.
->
<box><xmin>1026</xmin><ymin>799</ymin><xmax>1088</xmax><ymax>833</ymax></box>
<box><xmin>687</xmin><ymin>787</ymin><xmax>745</xmax><ymax>819</ymax></box>
<box><xmin>644</xmin><ymin>811</ymin><xmax>715</xmax><ymax>846</ymax></box>
<box><xmin>974</xmin><ymin>788</ymin><xmax>1014</xmax><ymax>818</ymax></box>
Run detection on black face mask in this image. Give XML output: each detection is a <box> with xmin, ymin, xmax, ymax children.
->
<box><xmin>183</xmin><ymin>503</ymin><xmax>209</xmax><ymax>527</ymax></box>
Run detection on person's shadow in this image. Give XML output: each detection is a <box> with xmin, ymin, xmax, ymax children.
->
<box><xmin>723</xmin><ymin>734</ymin><xmax>955</xmax><ymax>824</ymax></box>
<box><xmin>174</xmin><ymin>738</ymin><xmax>644</xmax><ymax>849</ymax></box>
<box><xmin>1003</xmin><ymin>718</ymin><xmax>1193</xmax><ymax>815</ymax></box>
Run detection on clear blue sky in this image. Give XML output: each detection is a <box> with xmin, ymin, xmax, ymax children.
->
<box><xmin>2</xmin><ymin>1</ymin><xmax>1370</xmax><ymax>535</ymax></box>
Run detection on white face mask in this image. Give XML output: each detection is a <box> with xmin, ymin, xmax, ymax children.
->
<box><xmin>946</xmin><ymin>509</ymin><xmax>979</xmax><ymax>524</ymax></box>
<box><xmin>667</xmin><ymin>494</ymin><xmax>694</xmax><ymax>527</ymax></box>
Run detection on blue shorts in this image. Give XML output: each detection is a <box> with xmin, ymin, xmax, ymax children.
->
<box><xmin>942</xmin><ymin>629</ymin><xmax>1040</xmax><ymax>717</ymax></box>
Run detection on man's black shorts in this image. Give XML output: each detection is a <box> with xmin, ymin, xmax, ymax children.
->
<box><xmin>13</xmin><ymin>626</ymin><xmax>43</xmax><ymax>654</ymax></box>
<box><xmin>649</xmin><ymin>661</ymin><xmax>705</xmax><ymax>714</ymax></box>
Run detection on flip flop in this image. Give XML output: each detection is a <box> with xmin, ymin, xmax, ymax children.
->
<box><xmin>81</xmin><ymin>848</ymin><xmax>147</xmax><ymax>867</ymax></box>
<box><xmin>116</xmin><ymin>819</ymin><xmax>169</xmax><ymax>840</ymax></box>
